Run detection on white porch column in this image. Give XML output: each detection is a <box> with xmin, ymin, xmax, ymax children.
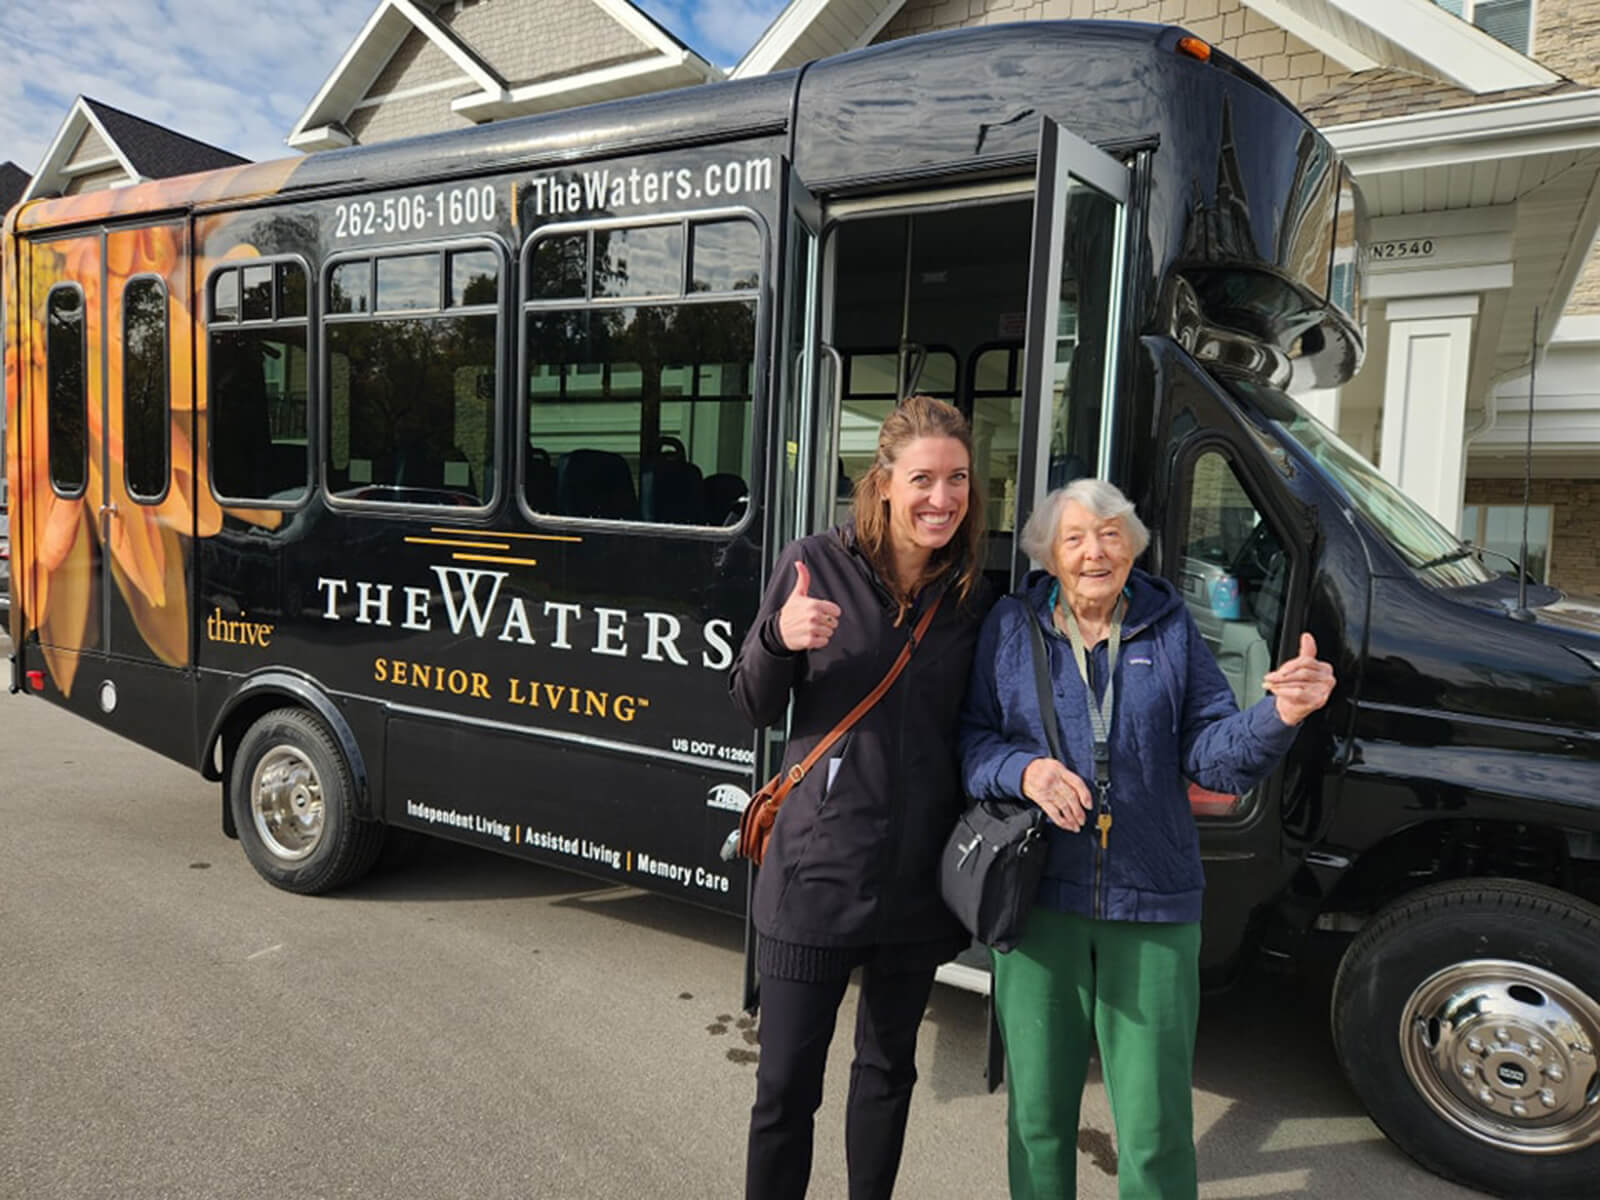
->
<box><xmin>1298</xmin><ymin>387</ymin><xmax>1340</xmax><ymax>428</ymax></box>
<box><xmin>1380</xmin><ymin>294</ymin><xmax>1479</xmax><ymax>531</ymax></box>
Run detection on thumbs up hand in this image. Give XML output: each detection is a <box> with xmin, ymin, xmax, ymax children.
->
<box><xmin>778</xmin><ymin>561</ymin><xmax>844</xmax><ymax>652</ymax></box>
<box><xmin>1262</xmin><ymin>632</ymin><xmax>1336</xmax><ymax>726</ymax></box>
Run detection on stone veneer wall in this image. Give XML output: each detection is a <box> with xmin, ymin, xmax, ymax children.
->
<box><xmin>875</xmin><ymin>0</ymin><xmax>1346</xmax><ymax>105</ymax></box>
<box><xmin>441</xmin><ymin>0</ymin><xmax>653</xmax><ymax>86</ymax></box>
<box><xmin>346</xmin><ymin>87</ymin><xmax>482</xmax><ymax>143</ymax></box>
<box><xmin>1565</xmin><ymin>241</ymin><xmax>1600</xmax><ymax>317</ymax></box>
<box><xmin>1465</xmin><ymin>477</ymin><xmax>1600</xmax><ymax>596</ymax></box>
<box><xmin>1532</xmin><ymin>0</ymin><xmax>1600</xmax><ymax>89</ymax></box>
<box><xmin>1533</xmin><ymin>0</ymin><xmax>1600</xmax><ymax>314</ymax></box>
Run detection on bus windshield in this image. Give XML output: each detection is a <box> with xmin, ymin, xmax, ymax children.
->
<box><xmin>1276</xmin><ymin>409</ymin><xmax>1495</xmax><ymax>587</ymax></box>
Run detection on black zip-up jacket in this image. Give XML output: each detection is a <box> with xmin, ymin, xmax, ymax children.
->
<box><xmin>730</xmin><ymin>524</ymin><xmax>990</xmax><ymax>950</ymax></box>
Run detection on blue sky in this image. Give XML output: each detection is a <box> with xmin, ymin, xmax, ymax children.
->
<box><xmin>0</xmin><ymin>0</ymin><xmax>785</xmax><ymax>173</ymax></box>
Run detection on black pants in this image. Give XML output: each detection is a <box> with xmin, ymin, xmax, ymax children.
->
<box><xmin>744</xmin><ymin>962</ymin><xmax>937</xmax><ymax>1200</ymax></box>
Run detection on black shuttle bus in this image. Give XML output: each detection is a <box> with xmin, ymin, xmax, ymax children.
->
<box><xmin>6</xmin><ymin>22</ymin><xmax>1600</xmax><ymax>1195</ymax></box>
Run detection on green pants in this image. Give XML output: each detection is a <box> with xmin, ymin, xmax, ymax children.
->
<box><xmin>992</xmin><ymin>907</ymin><xmax>1202</xmax><ymax>1200</ymax></box>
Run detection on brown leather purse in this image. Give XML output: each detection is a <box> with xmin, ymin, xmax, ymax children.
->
<box><xmin>734</xmin><ymin>593</ymin><xmax>943</xmax><ymax>866</ymax></box>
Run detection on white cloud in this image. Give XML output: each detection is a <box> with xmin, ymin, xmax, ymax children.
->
<box><xmin>683</xmin><ymin>0</ymin><xmax>788</xmax><ymax>64</ymax></box>
<box><xmin>0</xmin><ymin>0</ymin><xmax>375</xmax><ymax>170</ymax></box>
<box><xmin>0</xmin><ymin>0</ymin><xmax>787</xmax><ymax>176</ymax></box>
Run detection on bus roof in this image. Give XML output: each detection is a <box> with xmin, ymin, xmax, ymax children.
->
<box><xmin>12</xmin><ymin>22</ymin><xmax>1306</xmax><ymax>233</ymax></box>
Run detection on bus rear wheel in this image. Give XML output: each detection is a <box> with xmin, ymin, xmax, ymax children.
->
<box><xmin>231</xmin><ymin>707</ymin><xmax>383</xmax><ymax>894</ymax></box>
<box><xmin>1332</xmin><ymin>879</ymin><xmax>1600</xmax><ymax>1199</ymax></box>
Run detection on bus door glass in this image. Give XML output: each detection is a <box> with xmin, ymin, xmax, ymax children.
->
<box><xmin>24</xmin><ymin>232</ymin><xmax>107</xmax><ymax>691</ymax></box>
<box><xmin>772</xmin><ymin>165</ymin><xmax>828</xmax><ymax>551</ymax></box>
<box><xmin>1016</xmin><ymin>117</ymin><xmax>1130</xmax><ymax>583</ymax></box>
<box><xmin>103</xmin><ymin>221</ymin><xmax>190</xmax><ymax>667</ymax></box>
<box><xmin>813</xmin><ymin>184</ymin><xmax>1034</xmax><ymax>584</ymax></box>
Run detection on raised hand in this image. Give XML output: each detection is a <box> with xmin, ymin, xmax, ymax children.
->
<box><xmin>1021</xmin><ymin>757</ymin><xmax>1093</xmax><ymax>832</ymax></box>
<box><xmin>1263</xmin><ymin>632</ymin><xmax>1336</xmax><ymax>726</ymax></box>
<box><xmin>777</xmin><ymin>561</ymin><xmax>844</xmax><ymax>652</ymax></box>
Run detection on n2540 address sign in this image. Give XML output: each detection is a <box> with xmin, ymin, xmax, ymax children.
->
<box><xmin>1368</xmin><ymin>238</ymin><xmax>1435</xmax><ymax>262</ymax></box>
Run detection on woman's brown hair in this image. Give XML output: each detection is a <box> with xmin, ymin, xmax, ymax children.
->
<box><xmin>851</xmin><ymin>393</ymin><xmax>985</xmax><ymax>620</ymax></box>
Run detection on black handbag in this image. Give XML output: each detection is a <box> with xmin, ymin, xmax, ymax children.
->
<box><xmin>939</xmin><ymin>612</ymin><xmax>1057</xmax><ymax>953</ymax></box>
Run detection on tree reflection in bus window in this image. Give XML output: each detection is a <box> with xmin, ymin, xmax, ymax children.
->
<box><xmin>123</xmin><ymin>277</ymin><xmax>170</xmax><ymax>501</ymax></box>
<box><xmin>46</xmin><ymin>285</ymin><xmax>88</xmax><ymax>497</ymax></box>
<box><xmin>523</xmin><ymin>216</ymin><xmax>759</xmax><ymax>528</ymax></box>
<box><xmin>208</xmin><ymin>261</ymin><xmax>310</xmax><ymax>505</ymax></box>
<box><xmin>1043</xmin><ymin>182</ymin><xmax>1119</xmax><ymax>486</ymax></box>
<box><xmin>594</xmin><ymin>225</ymin><xmax>682</xmax><ymax>299</ymax></box>
<box><xmin>325</xmin><ymin>247</ymin><xmax>499</xmax><ymax>507</ymax></box>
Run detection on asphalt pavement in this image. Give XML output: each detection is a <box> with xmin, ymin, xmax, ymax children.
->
<box><xmin>0</xmin><ymin>634</ymin><xmax>1484</xmax><ymax>1199</ymax></box>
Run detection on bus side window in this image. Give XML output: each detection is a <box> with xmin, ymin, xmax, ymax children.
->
<box><xmin>208</xmin><ymin>261</ymin><xmax>310</xmax><ymax>506</ymax></box>
<box><xmin>521</xmin><ymin>216</ymin><xmax>761</xmax><ymax>529</ymax></box>
<box><xmin>123</xmin><ymin>276</ymin><xmax>170</xmax><ymax>502</ymax></box>
<box><xmin>1176</xmin><ymin>449</ymin><xmax>1288</xmax><ymax>711</ymax></box>
<box><xmin>325</xmin><ymin>247</ymin><xmax>499</xmax><ymax>508</ymax></box>
<box><xmin>1175</xmin><ymin>448</ymin><xmax>1290</xmax><ymax>820</ymax></box>
<box><xmin>969</xmin><ymin>342</ymin><xmax>1024</xmax><ymax>583</ymax></box>
<box><xmin>45</xmin><ymin>284</ymin><xmax>89</xmax><ymax>497</ymax></box>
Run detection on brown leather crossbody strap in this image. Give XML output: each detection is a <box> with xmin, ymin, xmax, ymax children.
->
<box><xmin>771</xmin><ymin>591</ymin><xmax>944</xmax><ymax>802</ymax></box>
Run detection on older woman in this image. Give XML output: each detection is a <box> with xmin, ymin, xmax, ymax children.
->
<box><xmin>730</xmin><ymin>395</ymin><xmax>992</xmax><ymax>1200</ymax></box>
<box><xmin>959</xmin><ymin>478</ymin><xmax>1333</xmax><ymax>1200</ymax></box>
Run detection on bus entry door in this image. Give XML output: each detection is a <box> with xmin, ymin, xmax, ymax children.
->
<box><xmin>1014</xmin><ymin>117</ymin><xmax>1130</xmax><ymax>585</ymax></box>
<box><xmin>101</xmin><ymin>220</ymin><xmax>193</xmax><ymax>669</ymax></box>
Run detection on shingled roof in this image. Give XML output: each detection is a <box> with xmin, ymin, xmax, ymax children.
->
<box><xmin>0</xmin><ymin>162</ymin><xmax>30</xmax><ymax>215</ymax></box>
<box><xmin>1303</xmin><ymin>68</ymin><xmax>1587</xmax><ymax>127</ymax></box>
<box><xmin>81</xmin><ymin>97</ymin><xmax>248</xmax><ymax>176</ymax></box>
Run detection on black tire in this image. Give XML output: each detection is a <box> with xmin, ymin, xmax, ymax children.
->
<box><xmin>1331</xmin><ymin>879</ymin><xmax>1600</xmax><ymax>1198</ymax></box>
<box><xmin>230</xmin><ymin>707</ymin><xmax>383</xmax><ymax>894</ymax></box>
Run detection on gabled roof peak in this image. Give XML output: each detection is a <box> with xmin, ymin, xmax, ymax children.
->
<box><xmin>21</xmin><ymin>95</ymin><xmax>247</xmax><ymax>206</ymax></box>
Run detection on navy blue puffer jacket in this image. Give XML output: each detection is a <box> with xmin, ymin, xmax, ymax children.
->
<box><xmin>958</xmin><ymin>567</ymin><xmax>1299</xmax><ymax>924</ymax></box>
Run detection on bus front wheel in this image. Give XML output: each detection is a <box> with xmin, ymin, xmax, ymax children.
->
<box><xmin>1332</xmin><ymin>878</ymin><xmax>1600</xmax><ymax>1199</ymax></box>
<box><xmin>231</xmin><ymin>707</ymin><xmax>383</xmax><ymax>894</ymax></box>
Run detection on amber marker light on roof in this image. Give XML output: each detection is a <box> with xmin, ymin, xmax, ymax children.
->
<box><xmin>1176</xmin><ymin>36</ymin><xmax>1212</xmax><ymax>61</ymax></box>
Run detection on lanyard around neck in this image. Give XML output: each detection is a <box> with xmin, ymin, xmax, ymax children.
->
<box><xmin>1052</xmin><ymin>586</ymin><xmax>1124</xmax><ymax>788</ymax></box>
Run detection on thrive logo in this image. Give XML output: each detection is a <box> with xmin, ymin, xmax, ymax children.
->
<box><xmin>206</xmin><ymin>607</ymin><xmax>274</xmax><ymax>647</ymax></box>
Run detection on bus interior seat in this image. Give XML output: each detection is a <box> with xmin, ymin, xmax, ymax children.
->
<box><xmin>642</xmin><ymin>454</ymin><xmax>705</xmax><ymax>524</ymax></box>
<box><xmin>833</xmin><ymin>458</ymin><xmax>855</xmax><ymax>526</ymax></box>
<box><xmin>1213</xmin><ymin>619</ymin><xmax>1270</xmax><ymax>709</ymax></box>
<box><xmin>558</xmin><ymin>448</ymin><xmax>637</xmax><ymax>519</ymax></box>
<box><xmin>704</xmin><ymin>473</ymin><xmax>748</xmax><ymax>525</ymax></box>
<box><xmin>1212</xmin><ymin>548</ymin><xmax>1287</xmax><ymax>709</ymax></box>
<box><xmin>526</xmin><ymin>447</ymin><xmax>557</xmax><ymax>511</ymax></box>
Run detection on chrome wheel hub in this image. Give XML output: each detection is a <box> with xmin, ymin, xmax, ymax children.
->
<box><xmin>250</xmin><ymin>746</ymin><xmax>324</xmax><ymax>862</ymax></box>
<box><xmin>1402</xmin><ymin>959</ymin><xmax>1600</xmax><ymax>1153</ymax></box>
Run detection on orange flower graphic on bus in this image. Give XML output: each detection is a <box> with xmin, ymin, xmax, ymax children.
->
<box><xmin>18</xmin><ymin>226</ymin><xmax>281</xmax><ymax>695</ymax></box>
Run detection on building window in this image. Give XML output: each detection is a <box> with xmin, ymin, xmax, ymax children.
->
<box><xmin>522</xmin><ymin>216</ymin><xmax>761</xmax><ymax>528</ymax></box>
<box><xmin>208</xmin><ymin>260</ymin><xmax>311</xmax><ymax>505</ymax></box>
<box><xmin>123</xmin><ymin>277</ymin><xmax>170</xmax><ymax>502</ymax></box>
<box><xmin>1433</xmin><ymin>0</ymin><xmax>1532</xmax><ymax>54</ymax></box>
<box><xmin>46</xmin><ymin>284</ymin><xmax>88</xmax><ymax>497</ymax></box>
<box><xmin>1460</xmin><ymin>504</ymin><xmax>1552</xmax><ymax>582</ymax></box>
<box><xmin>325</xmin><ymin>245</ymin><xmax>501</xmax><ymax>507</ymax></box>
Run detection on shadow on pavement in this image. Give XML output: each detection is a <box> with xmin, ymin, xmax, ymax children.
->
<box><xmin>346</xmin><ymin>833</ymin><xmax>746</xmax><ymax>956</ymax></box>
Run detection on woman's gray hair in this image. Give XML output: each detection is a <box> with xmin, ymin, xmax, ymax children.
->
<box><xmin>1019</xmin><ymin>478</ymin><xmax>1150</xmax><ymax>564</ymax></box>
